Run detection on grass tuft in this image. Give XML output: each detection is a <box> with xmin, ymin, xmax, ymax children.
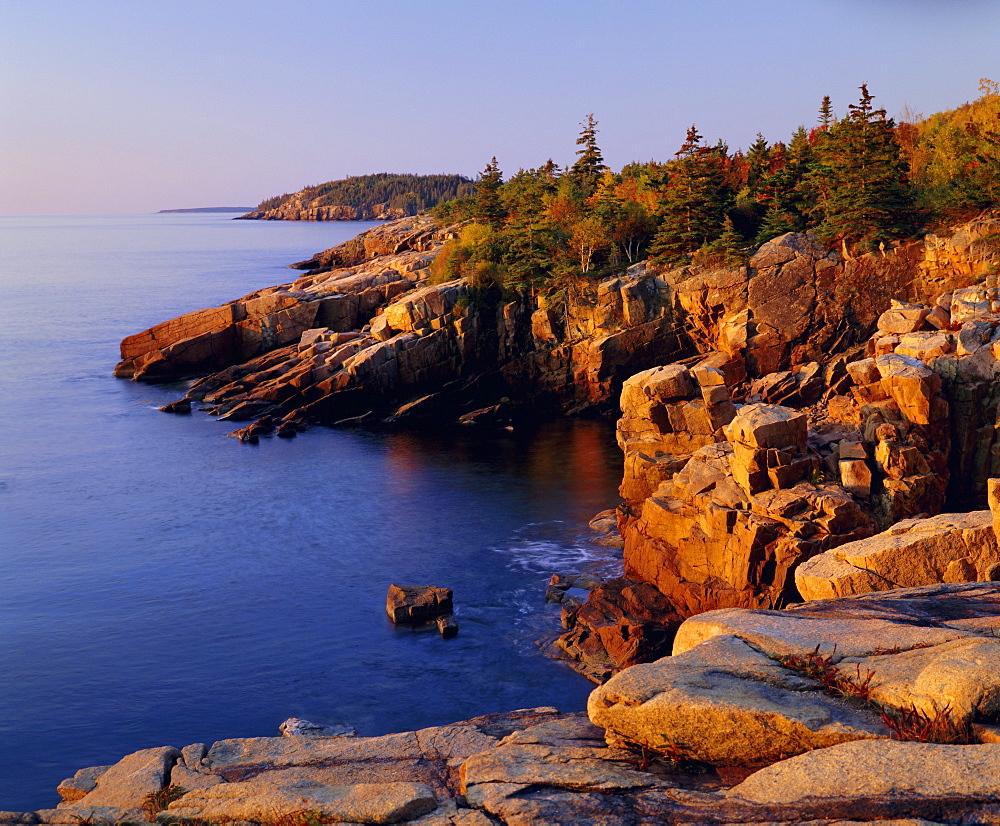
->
<box><xmin>880</xmin><ymin>703</ymin><xmax>975</xmax><ymax>744</ymax></box>
<box><xmin>140</xmin><ymin>785</ymin><xmax>186</xmax><ymax>820</ymax></box>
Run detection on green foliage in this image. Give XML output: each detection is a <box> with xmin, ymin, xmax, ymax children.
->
<box><xmin>570</xmin><ymin>114</ymin><xmax>607</xmax><ymax>195</ymax></box>
<box><xmin>647</xmin><ymin>126</ymin><xmax>731</xmax><ymax>265</ymax></box>
<box><xmin>755</xmin><ymin>200</ymin><xmax>798</xmax><ymax>245</ymax></box>
<box><xmin>475</xmin><ymin>157</ymin><xmax>507</xmax><ymax>227</ymax></box>
<box><xmin>812</xmin><ymin>85</ymin><xmax>916</xmax><ymax>251</ymax></box>
<box><xmin>425</xmin><ymin>87</ymin><xmax>999</xmax><ymax>303</ymax></box>
<box><xmin>273</xmin><ymin>810</ymin><xmax>334</xmax><ymax>826</ymax></box>
<box><xmin>256</xmin><ymin>173</ymin><xmax>475</xmax><ymax>215</ymax></box>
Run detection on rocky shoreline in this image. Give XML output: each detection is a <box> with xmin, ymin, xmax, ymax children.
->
<box><xmin>20</xmin><ymin>212</ymin><xmax>997</xmax><ymax>822</ymax></box>
<box><xmin>10</xmin><ymin>579</ymin><xmax>999</xmax><ymax>824</ymax></box>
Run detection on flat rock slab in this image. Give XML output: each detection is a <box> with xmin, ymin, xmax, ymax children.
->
<box><xmin>588</xmin><ymin>635</ymin><xmax>889</xmax><ymax>766</ymax></box>
<box><xmin>204</xmin><ymin>708</ymin><xmax>559</xmax><ymax>798</ymax></box>
<box><xmin>673</xmin><ymin>581</ymin><xmax>1000</xmax><ymax>659</ymax></box>
<box><xmin>728</xmin><ymin>740</ymin><xmax>1000</xmax><ymax>804</ymax></box>
<box><xmin>796</xmin><ymin>510</ymin><xmax>1000</xmax><ymax>600</ymax></box>
<box><xmin>164</xmin><ymin>779</ymin><xmax>437</xmax><ymax>824</ymax></box>
<box><xmin>32</xmin><ymin>808</ymin><xmax>144</xmax><ymax>825</ymax></box>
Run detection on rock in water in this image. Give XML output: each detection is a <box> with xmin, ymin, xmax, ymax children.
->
<box><xmin>279</xmin><ymin>717</ymin><xmax>357</xmax><ymax>737</ymax></box>
<box><xmin>385</xmin><ymin>584</ymin><xmax>453</xmax><ymax>624</ymax></box>
<box><xmin>436</xmin><ymin>615</ymin><xmax>459</xmax><ymax>638</ymax></box>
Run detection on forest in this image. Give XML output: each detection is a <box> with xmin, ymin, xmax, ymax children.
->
<box><xmin>429</xmin><ymin>82</ymin><xmax>1000</xmax><ymax>292</ymax></box>
<box><xmin>256</xmin><ymin>173</ymin><xmax>476</xmax><ymax>215</ymax></box>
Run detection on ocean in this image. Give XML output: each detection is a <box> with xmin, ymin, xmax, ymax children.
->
<box><xmin>0</xmin><ymin>213</ymin><xmax>623</xmax><ymax>810</ymax></box>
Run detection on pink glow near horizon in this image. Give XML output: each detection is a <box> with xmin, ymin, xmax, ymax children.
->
<box><xmin>1</xmin><ymin>0</ymin><xmax>996</xmax><ymax>215</ymax></box>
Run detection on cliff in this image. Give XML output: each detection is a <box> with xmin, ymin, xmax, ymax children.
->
<box><xmin>116</xmin><ymin>215</ymin><xmax>999</xmax><ymax>445</ymax></box>
<box><xmin>557</xmin><ymin>221</ymin><xmax>1000</xmax><ymax>680</ymax></box>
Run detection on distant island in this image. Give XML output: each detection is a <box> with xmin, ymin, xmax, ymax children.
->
<box><xmin>157</xmin><ymin>207</ymin><xmax>256</xmax><ymax>213</ymax></box>
<box><xmin>237</xmin><ymin>172</ymin><xmax>474</xmax><ymax>221</ymax></box>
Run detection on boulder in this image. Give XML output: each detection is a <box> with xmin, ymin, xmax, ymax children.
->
<box><xmin>556</xmin><ymin>578</ymin><xmax>683</xmax><ymax>682</ymax></box>
<box><xmin>795</xmin><ymin>510</ymin><xmax>1000</xmax><ymax>600</ymax></box>
<box><xmin>279</xmin><ymin>718</ymin><xmax>356</xmax><ymax>738</ymax></box>
<box><xmin>385</xmin><ymin>585</ymin><xmax>453</xmax><ymax>624</ymax></box>
<box><xmin>588</xmin><ymin>635</ymin><xmax>889</xmax><ymax>766</ymax></box>
<box><xmin>875</xmin><ymin>353</ymin><xmax>945</xmax><ymax>425</ymax></box>
<box><xmin>876</xmin><ymin>300</ymin><xmax>930</xmax><ymax>334</ymax></box>
<box><xmin>75</xmin><ymin>746</ymin><xmax>180</xmax><ymax>808</ymax></box>
<box><xmin>55</xmin><ymin>766</ymin><xmax>111</xmax><ymax>804</ymax></box>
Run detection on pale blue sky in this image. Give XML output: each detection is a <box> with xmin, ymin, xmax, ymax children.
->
<box><xmin>1</xmin><ymin>0</ymin><xmax>996</xmax><ymax>214</ymax></box>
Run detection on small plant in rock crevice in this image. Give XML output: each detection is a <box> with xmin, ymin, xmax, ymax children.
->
<box><xmin>272</xmin><ymin>811</ymin><xmax>333</xmax><ymax>826</ymax></box>
<box><xmin>140</xmin><ymin>785</ymin><xmax>187</xmax><ymax>820</ymax></box>
<box><xmin>775</xmin><ymin>644</ymin><xmax>981</xmax><ymax>744</ymax></box>
<box><xmin>880</xmin><ymin>703</ymin><xmax>975</xmax><ymax>745</ymax></box>
<box><xmin>776</xmin><ymin>645</ymin><xmax>878</xmax><ymax>704</ymax></box>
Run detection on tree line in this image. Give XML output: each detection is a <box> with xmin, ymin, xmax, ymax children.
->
<box><xmin>257</xmin><ymin>173</ymin><xmax>476</xmax><ymax>215</ymax></box>
<box><xmin>430</xmin><ymin>82</ymin><xmax>1000</xmax><ymax>292</ymax></box>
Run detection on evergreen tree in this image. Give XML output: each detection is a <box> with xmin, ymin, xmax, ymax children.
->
<box><xmin>814</xmin><ymin>85</ymin><xmax>915</xmax><ymax>250</ymax></box>
<box><xmin>475</xmin><ymin>157</ymin><xmax>506</xmax><ymax>228</ymax></box>
<box><xmin>755</xmin><ymin>200</ymin><xmax>798</xmax><ymax>245</ymax></box>
<box><xmin>648</xmin><ymin>126</ymin><xmax>730</xmax><ymax>264</ymax></box>
<box><xmin>570</xmin><ymin>114</ymin><xmax>607</xmax><ymax>195</ymax></box>
<box><xmin>745</xmin><ymin>133</ymin><xmax>771</xmax><ymax>190</ymax></box>
<box><xmin>819</xmin><ymin>95</ymin><xmax>834</xmax><ymax>128</ymax></box>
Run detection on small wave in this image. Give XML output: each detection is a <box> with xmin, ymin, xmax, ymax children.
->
<box><xmin>490</xmin><ymin>521</ymin><xmax>624</xmax><ymax>579</ymax></box>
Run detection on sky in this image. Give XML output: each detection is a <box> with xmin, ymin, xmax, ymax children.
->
<box><xmin>1</xmin><ymin>0</ymin><xmax>997</xmax><ymax>215</ymax></box>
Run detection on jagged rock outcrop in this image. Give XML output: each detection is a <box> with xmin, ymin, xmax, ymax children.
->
<box><xmin>117</xmin><ymin>217</ymin><xmax>690</xmax><ymax>432</ymax></box>
<box><xmin>555</xmin><ymin>578</ymin><xmax>683</xmax><ymax>683</ymax></box>
<box><xmin>827</xmin><ymin>276</ymin><xmax>1000</xmax><ymax>508</ymax></box>
<box><xmin>115</xmin><ymin>216</ymin><xmax>448</xmax><ymax>383</ymax></box>
<box><xmin>117</xmin><ymin>216</ymin><xmax>998</xmax><ymax>450</ymax></box>
<box><xmin>618</xmin><ymin>392</ymin><xmax>876</xmax><ymax>616</ymax></box>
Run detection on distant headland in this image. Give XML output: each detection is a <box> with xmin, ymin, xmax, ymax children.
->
<box><xmin>237</xmin><ymin>172</ymin><xmax>474</xmax><ymax>221</ymax></box>
<box><xmin>156</xmin><ymin>207</ymin><xmax>256</xmax><ymax>213</ymax></box>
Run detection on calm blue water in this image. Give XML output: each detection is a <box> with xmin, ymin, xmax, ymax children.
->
<box><xmin>0</xmin><ymin>214</ymin><xmax>623</xmax><ymax>810</ymax></box>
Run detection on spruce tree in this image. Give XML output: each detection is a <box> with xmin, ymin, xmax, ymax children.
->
<box><xmin>814</xmin><ymin>85</ymin><xmax>915</xmax><ymax>250</ymax></box>
<box><xmin>475</xmin><ymin>157</ymin><xmax>506</xmax><ymax>228</ymax></box>
<box><xmin>648</xmin><ymin>126</ymin><xmax>730</xmax><ymax>264</ymax></box>
<box><xmin>755</xmin><ymin>200</ymin><xmax>798</xmax><ymax>245</ymax></box>
<box><xmin>570</xmin><ymin>114</ymin><xmax>607</xmax><ymax>195</ymax></box>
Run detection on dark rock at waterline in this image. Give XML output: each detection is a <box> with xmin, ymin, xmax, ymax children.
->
<box><xmin>158</xmin><ymin>399</ymin><xmax>191</xmax><ymax>414</ymax></box>
<box><xmin>556</xmin><ymin>577</ymin><xmax>683</xmax><ymax>683</ymax></box>
<box><xmin>436</xmin><ymin>615</ymin><xmax>459</xmax><ymax>638</ymax></box>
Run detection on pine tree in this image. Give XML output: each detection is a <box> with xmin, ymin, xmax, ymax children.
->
<box><xmin>570</xmin><ymin>114</ymin><xmax>607</xmax><ymax>195</ymax></box>
<box><xmin>475</xmin><ymin>157</ymin><xmax>506</xmax><ymax>228</ymax></box>
<box><xmin>814</xmin><ymin>85</ymin><xmax>915</xmax><ymax>250</ymax></box>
